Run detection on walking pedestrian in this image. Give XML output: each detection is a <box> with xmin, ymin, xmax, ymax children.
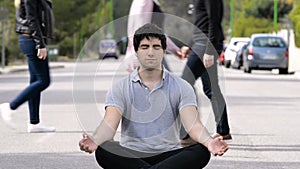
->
<box><xmin>79</xmin><ymin>23</ymin><xmax>228</xmax><ymax>169</ymax></box>
<box><xmin>0</xmin><ymin>0</ymin><xmax>55</xmax><ymax>133</ymax></box>
<box><xmin>180</xmin><ymin>0</ymin><xmax>232</xmax><ymax>146</ymax></box>
<box><xmin>125</xmin><ymin>0</ymin><xmax>187</xmax><ymax>72</ymax></box>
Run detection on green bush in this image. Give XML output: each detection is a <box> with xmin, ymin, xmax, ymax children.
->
<box><xmin>234</xmin><ymin>16</ymin><xmax>278</xmax><ymax>37</ymax></box>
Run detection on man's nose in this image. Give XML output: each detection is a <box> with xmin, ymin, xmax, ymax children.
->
<box><xmin>147</xmin><ymin>47</ymin><xmax>155</xmax><ymax>56</ymax></box>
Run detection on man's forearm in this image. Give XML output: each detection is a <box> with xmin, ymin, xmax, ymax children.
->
<box><xmin>92</xmin><ymin>120</ymin><xmax>117</xmax><ymax>145</ymax></box>
<box><xmin>189</xmin><ymin>122</ymin><xmax>213</xmax><ymax>147</ymax></box>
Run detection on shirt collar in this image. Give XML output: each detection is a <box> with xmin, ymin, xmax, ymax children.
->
<box><xmin>130</xmin><ymin>66</ymin><xmax>168</xmax><ymax>83</ymax></box>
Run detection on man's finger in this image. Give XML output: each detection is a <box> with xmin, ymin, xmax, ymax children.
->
<box><xmin>82</xmin><ymin>134</ymin><xmax>88</xmax><ymax>139</ymax></box>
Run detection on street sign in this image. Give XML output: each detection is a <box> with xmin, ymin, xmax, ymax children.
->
<box><xmin>0</xmin><ymin>7</ymin><xmax>9</xmax><ymax>21</ymax></box>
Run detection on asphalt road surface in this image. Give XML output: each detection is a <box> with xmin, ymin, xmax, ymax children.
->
<box><xmin>0</xmin><ymin>55</ymin><xmax>300</xmax><ymax>169</ymax></box>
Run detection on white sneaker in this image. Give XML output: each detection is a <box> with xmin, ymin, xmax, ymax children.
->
<box><xmin>0</xmin><ymin>103</ymin><xmax>16</xmax><ymax>129</ymax></box>
<box><xmin>28</xmin><ymin>123</ymin><xmax>56</xmax><ymax>133</ymax></box>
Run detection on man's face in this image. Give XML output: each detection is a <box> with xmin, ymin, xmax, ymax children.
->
<box><xmin>136</xmin><ymin>37</ymin><xmax>164</xmax><ymax>70</ymax></box>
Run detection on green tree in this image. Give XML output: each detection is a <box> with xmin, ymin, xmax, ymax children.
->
<box><xmin>289</xmin><ymin>1</ymin><xmax>300</xmax><ymax>47</ymax></box>
<box><xmin>244</xmin><ymin>0</ymin><xmax>292</xmax><ymax>19</ymax></box>
<box><xmin>232</xmin><ymin>0</ymin><xmax>293</xmax><ymax>37</ymax></box>
<box><xmin>52</xmin><ymin>0</ymin><xmax>112</xmax><ymax>57</ymax></box>
<box><xmin>0</xmin><ymin>0</ymin><xmax>23</xmax><ymax>63</ymax></box>
<box><xmin>0</xmin><ymin>0</ymin><xmax>128</xmax><ymax>61</ymax></box>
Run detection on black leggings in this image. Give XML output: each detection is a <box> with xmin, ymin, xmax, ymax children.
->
<box><xmin>180</xmin><ymin>43</ymin><xmax>230</xmax><ymax>137</ymax></box>
<box><xmin>95</xmin><ymin>141</ymin><xmax>210</xmax><ymax>169</ymax></box>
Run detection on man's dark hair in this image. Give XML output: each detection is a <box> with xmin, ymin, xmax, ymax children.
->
<box><xmin>133</xmin><ymin>23</ymin><xmax>167</xmax><ymax>52</ymax></box>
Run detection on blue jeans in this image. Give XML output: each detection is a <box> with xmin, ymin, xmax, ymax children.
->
<box><xmin>180</xmin><ymin>43</ymin><xmax>230</xmax><ymax>137</ymax></box>
<box><xmin>10</xmin><ymin>35</ymin><xmax>51</xmax><ymax>124</ymax></box>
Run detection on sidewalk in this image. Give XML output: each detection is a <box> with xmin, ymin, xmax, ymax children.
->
<box><xmin>0</xmin><ymin>56</ymin><xmax>102</xmax><ymax>75</ymax></box>
<box><xmin>0</xmin><ymin>62</ymin><xmax>65</xmax><ymax>74</ymax></box>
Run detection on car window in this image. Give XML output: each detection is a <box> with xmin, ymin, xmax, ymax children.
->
<box><xmin>236</xmin><ymin>42</ymin><xmax>248</xmax><ymax>48</ymax></box>
<box><xmin>253</xmin><ymin>37</ymin><xmax>286</xmax><ymax>48</ymax></box>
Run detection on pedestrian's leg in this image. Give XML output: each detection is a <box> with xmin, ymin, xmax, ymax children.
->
<box><xmin>28</xmin><ymin>95</ymin><xmax>40</xmax><ymax>124</ymax></box>
<box><xmin>95</xmin><ymin>141</ymin><xmax>152</xmax><ymax>169</ymax></box>
<box><xmin>149</xmin><ymin>144</ymin><xmax>211</xmax><ymax>169</ymax></box>
<box><xmin>26</xmin><ymin>56</ymin><xmax>50</xmax><ymax>124</ymax></box>
<box><xmin>181</xmin><ymin>50</ymin><xmax>205</xmax><ymax>87</ymax></box>
<box><xmin>180</xmin><ymin>50</ymin><xmax>205</xmax><ymax>139</ymax></box>
<box><xmin>10</xmin><ymin>36</ymin><xmax>51</xmax><ymax>124</ymax></box>
<box><xmin>201</xmin><ymin>64</ymin><xmax>230</xmax><ymax>135</ymax></box>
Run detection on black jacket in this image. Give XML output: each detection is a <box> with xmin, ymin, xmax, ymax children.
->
<box><xmin>193</xmin><ymin>0</ymin><xmax>225</xmax><ymax>54</ymax></box>
<box><xmin>15</xmin><ymin>0</ymin><xmax>54</xmax><ymax>49</ymax></box>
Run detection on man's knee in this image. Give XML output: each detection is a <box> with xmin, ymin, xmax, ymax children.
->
<box><xmin>95</xmin><ymin>146</ymin><xmax>106</xmax><ymax>167</ymax></box>
<box><xmin>193</xmin><ymin>144</ymin><xmax>211</xmax><ymax>167</ymax></box>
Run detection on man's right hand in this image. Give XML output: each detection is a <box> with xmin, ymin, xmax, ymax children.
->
<box><xmin>37</xmin><ymin>48</ymin><xmax>47</xmax><ymax>60</ymax></box>
<box><xmin>173</xmin><ymin>46</ymin><xmax>190</xmax><ymax>60</ymax></box>
<box><xmin>180</xmin><ymin>46</ymin><xmax>190</xmax><ymax>59</ymax></box>
<box><xmin>79</xmin><ymin>134</ymin><xmax>98</xmax><ymax>154</ymax></box>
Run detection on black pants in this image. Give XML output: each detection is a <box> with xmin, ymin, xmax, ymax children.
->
<box><xmin>95</xmin><ymin>141</ymin><xmax>210</xmax><ymax>169</ymax></box>
<box><xmin>180</xmin><ymin>43</ymin><xmax>230</xmax><ymax>137</ymax></box>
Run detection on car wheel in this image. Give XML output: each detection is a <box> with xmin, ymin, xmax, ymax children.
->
<box><xmin>279</xmin><ymin>68</ymin><xmax>288</xmax><ymax>74</ymax></box>
<box><xmin>237</xmin><ymin>61</ymin><xmax>242</xmax><ymax>70</ymax></box>
<box><xmin>224</xmin><ymin>60</ymin><xmax>231</xmax><ymax>68</ymax></box>
<box><xmin>233</xmin><ymin>61</ymin><xmax>241</xmax><ymax>69</ymax></box>
<box><xmin>244</xmin><ymin>66</ymin><xmax>251</xmax><ymax>73</ymax></box>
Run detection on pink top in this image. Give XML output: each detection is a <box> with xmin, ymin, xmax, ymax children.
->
<box><xmin>125</xmin><ymin>0</ymin><xmax>180</xmax><ymax>59</ymax></box>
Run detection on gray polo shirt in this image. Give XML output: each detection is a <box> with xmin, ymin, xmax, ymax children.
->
<box><xmin>105</xmin><ymin>68</ymin><xmax>197</xmax><ymax>153</ymax></box>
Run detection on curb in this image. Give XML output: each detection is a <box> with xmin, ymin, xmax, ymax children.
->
<box><xmin>0</xmin><ymin>64</ymin><xmax>65</xmax><ymax>75</ymax></box>
<box><xmin>294</xmin><ymin>70</ymin><xmax>300</xmax><ymax>77</ymax></box>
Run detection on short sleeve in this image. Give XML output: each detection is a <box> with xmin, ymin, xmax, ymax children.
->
<box><xmin>178</xmin><ymin>79</ymin><xmax>197</xmax><ymax>111</ymax></box>
<box><xmin>105</xmin><ymin>79</ymin><xmax>127</xmax><ymax>113</ymax></box>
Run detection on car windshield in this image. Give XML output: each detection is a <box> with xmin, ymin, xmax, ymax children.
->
<box><xmin>252</xmin><ymin>37</ymin><xmax>286</xmax><ymax>48</ymax></box>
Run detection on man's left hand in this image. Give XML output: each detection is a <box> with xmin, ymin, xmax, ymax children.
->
<box><xmin>207</xmin><ymin>137</ymin><xmax>228</xmax><ymax>156</ymax></box>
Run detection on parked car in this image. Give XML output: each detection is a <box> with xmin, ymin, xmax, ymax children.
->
<box><xmin>231</xmin><ymin>43</ymin><xmax>248</xmax><ymax>69</ymax></box>
<box><xmin>99</xmin><ymin>39</ymin><xmax>119</xmax><ymax>59</ymax></box>
<box><xmin>243</xmin><ymin>34</ymin><xmax>289</xmax><ymax>74</ymax></box>
<box><xmin>117</xmin><ymin>36</ymin><xmax>128</xmax><ymax>55</ymax></box>
<box><xmin>224</xmin><ymin>37</ymin><xmax>250</xmax><ymax>68</ymax></box>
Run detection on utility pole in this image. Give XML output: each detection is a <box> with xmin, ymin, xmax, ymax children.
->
<box><xmin>230</xmin><ymin>0</ymin><xmax>234</xmax><ymax>38</ymax></box>
<box><xmin>274</xmin><ymin>0</ymin><xmax>278</xmax><ymax>28</ymax></box>
<box><xmin>109</xmin><ymin>0</ymin><xmax>114</xmax><ymax>38</ymax></box>
<box><xmin>1</xmin><ymin>21</ymin><xmax>4</xmax><ymax>69</ymax></box>
<box><xmin>0</xmin><ymin>7</ymin><xmax>9</xmax><ymax>69</ymax></box>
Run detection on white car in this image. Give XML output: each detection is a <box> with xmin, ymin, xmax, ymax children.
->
<box><xmin>224</xmin><ymin>37</ymin><xmax>250</xmax><ymax>68</ymax></box>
